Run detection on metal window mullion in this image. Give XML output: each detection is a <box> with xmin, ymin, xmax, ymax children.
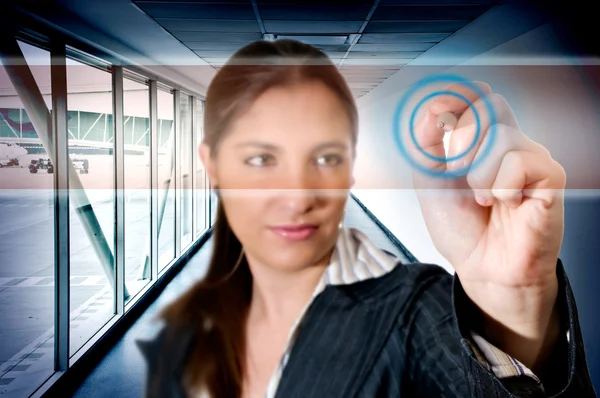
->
<box><xmin>104</xmin><ymin>112</ymin><xmax>108</xmax><ymax>142</ymax></box>
<box><xmin>113</xmin><ymin>66</ymin><xmax>125</xmax><ymax>312</ymax></box>
<box><xmin>173</xmin><ymin>90</ymin><xmax>181</xmax><ymax>257</ymax></box>
<box><xmin>131</xmin><ymin>116</ymin><xmax>135</xmax><ymax>146</ymax></box>
<box><xmin>51</xmin><ymin>40</ymin><xmax>70</xmax><ymax>371</ymax></box>
<box><xmin>191</xmin><ymin>96</ymin><xmax>198</xmax><ymax>241</ymax></box>
<box><xmin>149</xmin><ymin>80</ymin><xmax>158</xmax><ymax>281</ymax></box>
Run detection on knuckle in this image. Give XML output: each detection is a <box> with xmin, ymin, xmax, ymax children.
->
<box><xmin>534</xmin><ymin>142</ymin><xmax>552</xmax><ymax>158</ymax></box>
<box><xmin>488</xmin><ymin>122</ymin><xmax>511</xmax><ymax>136</ymax></box>
<box><xmin>488</xmin><ymin>93</ymin><xmax>510</xmax><ymax>113</ymax></box>
<box><xmin>475</xmin><ymin>81</ymin><xmax>492</xmax><ymax>93</ymax></box>
<box><xmin>505</xmin><ymin>150</ymin><xmax>524</xmax><ymax>167</ymax></box>
<box><xmin>466</xmin><ymin>169</ymin><xmax>486</xmax><ymax>188</ymax></box>
<box><xmin>553</xmin><ymin>159</ymin><xmax>567</xmax><ymax>187</ymax></box>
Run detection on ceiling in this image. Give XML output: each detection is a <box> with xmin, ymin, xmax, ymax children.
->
<box><xmin>131</xmin><ymin>0</ymin><xmax>499</xmax><ymax>99</ymax></box>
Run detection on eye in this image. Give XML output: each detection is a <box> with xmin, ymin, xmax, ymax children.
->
<box><xmin>316</xmin><ymin>154</ymin><xmax>343</xmax><ymax>167</ymax></box>
<box><xmin>245</xmin><ymin>154</ymin><xmax>275</xmax><ymax>167</ymax></box>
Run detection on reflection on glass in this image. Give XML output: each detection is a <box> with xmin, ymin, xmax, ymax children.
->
<box><xmin>158</xmin><ymin>89</ymin><xmax>175</xmax><ymax>270</ymax></box>
<box><xmin>67</xmin><ymin>58</ymin><xmax>115</xmax><ymax>356</ymax></box>
<box><xmin>0</xmin><ymin>41</ymin><xmax>55</xmax><ymax>396</ymax></box>
<box><xmin>180</xmin><ymin>94</ymin><xmax>193</xmax><ymax>248</ymax></box>
<box><xmin>124</xmin><ymin>78</ymin><xmax>150</xmax><ymax>301</ymax></box>
<box><xmin>195</xmin><ymin>100</ymin><xmax>207</xmax><ymax>235</ymax></box>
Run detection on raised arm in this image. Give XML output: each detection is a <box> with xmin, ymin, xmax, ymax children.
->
<box><xmin>400</xmin><ymin>262</ymin><xmax>595</xmax><ymax>397</ymax></box>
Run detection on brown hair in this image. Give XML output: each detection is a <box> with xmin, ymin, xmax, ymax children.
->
<box><xmin>160</xmin><ymin>39</ymin><xmax>358</xmax><ymax>397</ymax></box>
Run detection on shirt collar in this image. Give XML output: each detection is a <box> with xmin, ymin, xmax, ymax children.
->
<box><xmin>312</xmin><ymin>226</ymin><xmax>399</xmax><ymax>298</ymax></box>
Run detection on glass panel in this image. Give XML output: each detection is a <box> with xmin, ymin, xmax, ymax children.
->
<box><xmin>158</xmin><ymin>89</ymin><xmax>175</xmax><ymax>270</ymax></box>
<box><xmin>195</xmin><ymin>100</ymin><xmax>207</xmax><ymax>235</ymax></box>
<box><xmin>0</xmin><ymin>41</ymin><xmax>55</xmax><ymax>396</ymax></box>
<box><xmin>67</xmin><ymin>110</ymin><xmax>79</xmax><ymax>141</ymax></box>
<box><xmin>67</xmin><ymin>58</ymin><xmax>115</xmax><ymax>356</ymax></box>
<box><xmin>124</xmin><ymin>78</ymin><xmax>150</xmax><ymax>301</ymax></box>
<box><xmin>180</xmin><ymin>94</ymin><xmax>193</xmax><ymax>249</ymax></box>
<box><xmin>0</xmin><ymin>109</ymin><xmax>21</xmax><ymax>138</ymax></box>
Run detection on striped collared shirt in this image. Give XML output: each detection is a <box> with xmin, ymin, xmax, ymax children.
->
<box><xmin>263</xmin><ymin>226</ymin><xmax>539</xmax><ymax>397</ymax></box>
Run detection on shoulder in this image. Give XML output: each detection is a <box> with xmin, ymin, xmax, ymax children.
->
<box><xmin>336</xmin><ymin>227</ymin><xmax>455</xmax><ymax>304</ymax></box>
<box><xmin>338</xmin><ymin>260</ymin><xmax>455</xmax><ymax>305</ymax></box>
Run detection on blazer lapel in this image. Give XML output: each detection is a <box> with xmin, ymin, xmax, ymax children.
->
<box><xmin>274</xmin><ymin>266</ymin><xmax>406</xmax><ymax>398</ymax></box>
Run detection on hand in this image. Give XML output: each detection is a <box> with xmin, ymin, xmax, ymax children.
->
<box><xmin>409</xmin><ymin>81</ymin><xmax>566</xmax><ymax>370</ymax></box>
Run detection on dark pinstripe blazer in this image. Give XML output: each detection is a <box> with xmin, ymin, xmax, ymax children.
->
<box><xmin>137</xmin><ymin>259</ymin><xmax>596</xmax><ymax>397</ymax></box>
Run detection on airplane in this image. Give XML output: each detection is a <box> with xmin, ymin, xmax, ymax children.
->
<box><xmin>0</xmin><ymin>141</ymin><xmax>28</xmax><ymax>167</ymax></box>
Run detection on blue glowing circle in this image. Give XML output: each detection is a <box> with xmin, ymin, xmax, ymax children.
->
<box><xmin>409</xmin><ymin>90</ymin><xmax>481</xmax><ymax>163</ymax></box>
<box><xmin>393</xmin><ymin>74</ymin><xmax>497</xmax><ymax>178</ymax></box>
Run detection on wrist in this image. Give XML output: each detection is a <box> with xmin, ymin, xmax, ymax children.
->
<box><xmin>464</xmin><ymin>278</ymin><xmax>560</xmax><ymax>370</ymax></box>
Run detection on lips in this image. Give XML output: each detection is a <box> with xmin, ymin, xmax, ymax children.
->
<box><xmin>269</xmin><ymin>224</ymin><xmax>318</xmax><ymax>241</ymax></box>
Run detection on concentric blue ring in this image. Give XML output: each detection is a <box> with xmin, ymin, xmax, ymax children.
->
<box><xmin>393</xmin><ymin>74</ymin><xmax>497</xmax><ymax>178</ymax></box>
<box><xmin>409</xmin><ymin>90</ymin><xmax>481</xmax><ymax>163</ymax></box>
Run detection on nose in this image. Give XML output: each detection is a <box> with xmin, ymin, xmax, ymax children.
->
<box><xmin>277</xmin><ymin>167</ymin><xmax>319</xmax><ymax>214</ymax></box>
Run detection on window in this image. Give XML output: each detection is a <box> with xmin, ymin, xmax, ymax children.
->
<box><xmin>123</xmin><ymin>77</ymin><xmax>151</xmax><ymax>301</ymax></box>
<box><xmin>180</xmin><ymin>94</ymin><xmax>193</xmax><ymax>249</ymax></box>
<box><xmin>66</xmin><ymin>58</ymin><xmax>115</xmax><ymax>356</ymax></box>
<box><xmin>157</xmin><ymin>89</ymin><xmax>175</xmax><ymax>270</ymax></box>
<box><xmin>0</xmin><ymin>31</ymin><xmax>211</xmax><ymax>397</ymax></box>
<box><xmin>0</xmin><ymin>41</ymin><xmax>55</xmax><ymax>395</ymax></box>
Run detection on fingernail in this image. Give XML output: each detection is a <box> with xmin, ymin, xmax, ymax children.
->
<box><xmin>475</xmin><ymin>195</ymin><xmax>488</xmax><ymax>206</ymax></box>
<box><xmin>474</xmin><ymin>189</ymin><xmax>494</xmax><ymax>206</ymax></box>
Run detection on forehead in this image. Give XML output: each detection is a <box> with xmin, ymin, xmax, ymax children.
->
<box><xmin>224</xmin><ymin>81</ymin><xmax>352</xmax><ymax>145</ymax></box>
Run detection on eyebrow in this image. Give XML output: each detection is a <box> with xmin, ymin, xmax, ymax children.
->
<box><xmin>234</xmin><ymin>141</ymin><xmax>348</xmax><ymax>151</ymax></box>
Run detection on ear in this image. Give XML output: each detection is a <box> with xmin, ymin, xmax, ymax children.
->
<box><xmin>198</xmin><ymin>143</ymin><xmax>218</xmax><ymax>187</ymax></box>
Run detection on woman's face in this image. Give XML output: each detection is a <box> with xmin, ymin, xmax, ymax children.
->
<box><xmin>200</xmin><ymin>81</ymin><xmax>354</xmax><ymax>273</ymax></box>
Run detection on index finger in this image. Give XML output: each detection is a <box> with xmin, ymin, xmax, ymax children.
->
<box><xmin>427</xmin><ymin>81</ymin><xmax>492</xmax><ymax>115</ymax></box>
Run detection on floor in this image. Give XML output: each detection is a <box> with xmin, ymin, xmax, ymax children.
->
<box><xmin>70</xmin><ymin>195</ymin><xmax>416</xmax><ymax>398</ymax></box>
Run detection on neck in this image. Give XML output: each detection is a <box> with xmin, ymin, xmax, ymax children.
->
<box><xmin>247</xmin><ymin>251</ymin><xmax>332</xmax><ymax>327</ymax></box>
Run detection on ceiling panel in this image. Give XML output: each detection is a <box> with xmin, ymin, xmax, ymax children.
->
<box><xmin>346</xmin><ymin>51</ymin><xmax>420</xmax><ymax>59</ymax></box>
<box><xmin>132</xmin><ymin>0</ymin><xmax>497</xmax><ymax>98</ymax></box>
<box><xmin>155</xmin><ymin>19</ymin><xmax>260</xmax><ymax>32</ymax></box>
<box><xmin>169</xmin><ymin>32</ymin><xmax>264</xmax><ymax>42</ymax></box>
<box><xmin>359</xmin><ymin>32</ymin><xmax>451</xmax><ymax>43</ymax></box>
<box><xmin>262</xmin><ymin>20</ymin><xmax>364</xmax><ymax>33</ymax></box>
<box><xmin>341</xmin><ymin>76</ymin><xmax>396</xmax><ymax>83</ymax></box>
<box><xmin>136</xmin><ymin>0</ymin><xmax>250</xmax><ymax>2</ymax></box>
<box><xmin>201</xmin><ymin>58</ymin><xmax>236</xmax><ymax>65</ymax></box>
<box><xmin>364</xmin><ymin>20</ymin><xmax>471</xmax><ymax>33</ymax></box>
<box><xmin>343</xmin><ymin>76</ymin><xmax>388</xmax><ymax>82</ymax></box>
<box><xmin>135</xmin><ymin>2</ymin><xmax>256</xmax><ymax>19</ymax></box>
<box><xmin>380</xmin><ymin>0</ymin><xmax>496</xmax><ymax>4</ymax></box>
<box><xmin>190</xmin><ymin>50</ymin><xmax>237</xmax><ymax>58</ymax></box>
<box><xmin>340</xmin><ymin>65</ymin><xmax>404</xmax><ymax>70</ymax></box>
<box><xmin>370</xmin><ymin>5</ymin><xmax>493</xmax><ymax>20</ymax></box>
<box><xmin>341</xmin><ymin>73</ymin><xmax>397</xmax><ymax>80</ymax></box>
<box><xmin>342</xmin><ymin>58</ymin><xmax>412</xmax><ymax>66</ymax></box>
<box><xmin>257</xmin><ymin>0</ymin><xmax>374</xmax><ymax>4</ymax></box>
<box><xmin>313</xmin><ymin>44</ymin><xmax>352</xmax><ymax>52</ymax></box>
<box><xmin>186</xmin><ymin>42</ymin><xmax>257</xmax><ymax>51</ymax></box>
<box><xmin>257</xmin><ymin>4</ymin><xmax>371</xmax><ymax>21</ymax></box>
<box><xmin>322</xmin><ymin>51</ymin><xmax>347</xmax><ymax>59</ymax></box>
<box><xmin>352</xmin><ymin>43</ymin><xmax>434</xmax><ymax>52</ymax></box>
<box><xmin>341</xmin><ymin>73</ymin><xmax>398</xmax><ymax>80</ymax></box>
<box><xmin>276</xmin><ymin>35</ymin><xmax>349</xmax><ymax>45</ymax></box>
<box><xmin>348</xmin><ymin>82</ymin><xmax>381</xmax><ymax>87</ymax></box>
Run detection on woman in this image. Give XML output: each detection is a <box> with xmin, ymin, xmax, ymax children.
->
<box><xmin>138</xmin><ymin>39</ymin><xmax>595</xmax><ymax>397</ymax></box>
